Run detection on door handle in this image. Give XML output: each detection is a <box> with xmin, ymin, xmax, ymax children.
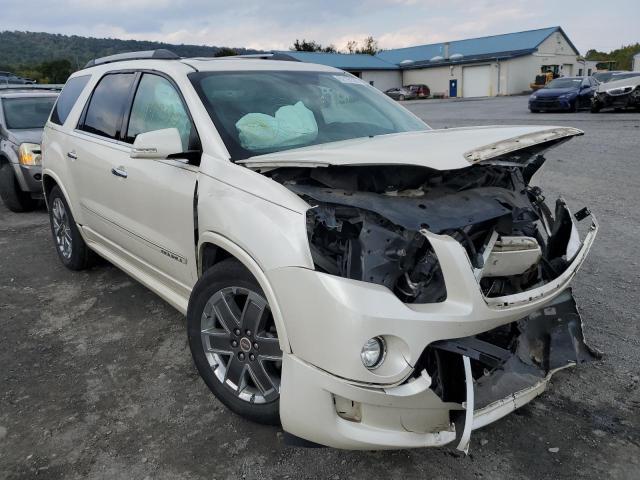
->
<box><xmin>67</xmin><ymin>151</ymin><xmax>77</xmax><ymax>160</ymax></box>
<box><xmin>111</xmin><ymin>166</ymin><xmax>128</xmax><ymax>179</ymax></box>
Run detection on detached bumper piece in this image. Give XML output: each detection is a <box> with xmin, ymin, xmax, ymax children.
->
<box><xmin>431</xmin><ymin>289</ymin><xmax>599</xmax><ymax>452</ymax></box>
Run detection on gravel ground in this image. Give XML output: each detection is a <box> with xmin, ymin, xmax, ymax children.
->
<box><xmin>1</xmin><ymin>96</ymin><xmax>638</xmax><ymax>480</ymax></box>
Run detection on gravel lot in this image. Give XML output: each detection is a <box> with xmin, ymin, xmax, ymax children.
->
<box><xmin>1</xmin><ymin>96</ymin><xmax>638</xmax><ymax>480</ymax></box>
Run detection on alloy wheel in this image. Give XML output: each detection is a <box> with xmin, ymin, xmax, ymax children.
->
<box><xmin>200</xmin><ymin>287</ymin><xmax>281</xmax><ymax>404</ymax></box>
<box><xmin>51</xmin><ymin>197</ymin><xmax>72</xmax><ymax>260</ymax></box>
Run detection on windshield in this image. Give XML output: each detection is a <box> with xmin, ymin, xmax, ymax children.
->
<box><xmin>189</xmin><ymin>71</ymin><xmax>429</xmax><ymax>160</ymax></box>
<box><xmin>2</xmin><ymin>96</ymin><xmax>57</xmax><ymax>129</ymax></box>
<box><xmin>544</xmin><ymin>78</ymin><xmax>582</xmax><ymax>89</ymax></box>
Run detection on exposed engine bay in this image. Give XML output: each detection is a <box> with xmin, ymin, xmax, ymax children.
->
<box><xmin>268</xmin><ymin>143</ymin><xmax>591</xmax><ymax>305</ymax></box>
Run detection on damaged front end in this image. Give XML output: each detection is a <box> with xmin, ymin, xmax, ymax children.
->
<box><xmin>270</xmin><ymin>143</ymin><xmax>592</xmax><ymax>307</ymax></box>
<box><xmin>263</xmin><ymin>127</ymin><xmax>598</xmax><ymax>449</ymax></box>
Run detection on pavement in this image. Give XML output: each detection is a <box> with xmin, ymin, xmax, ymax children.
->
<box><xmin>1</xmin><ymin>96</ymin><xmax>639</xmax><ymax>479</ymax></box>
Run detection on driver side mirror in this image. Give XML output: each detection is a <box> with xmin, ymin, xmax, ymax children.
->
<box><xmin>130</xmin><ymin>128</ymin><xmax>183</xmax><ymax>159</ymax></box>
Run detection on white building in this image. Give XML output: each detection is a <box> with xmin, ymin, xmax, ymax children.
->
<box><xmin>279</xmin><ymin>27</ymin><xmax>581</xmax><ymax>98</ymax></box>
<box><xmin>633</xmin><ymin>53</ymin><xmax>640</xmax><ymax>72</ymax></box>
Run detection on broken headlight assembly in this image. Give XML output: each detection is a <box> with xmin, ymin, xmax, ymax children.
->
<box><xmin>303</xmin><ymin>202</ymin><xmax>447</xmax><ymax>304</ymax></box>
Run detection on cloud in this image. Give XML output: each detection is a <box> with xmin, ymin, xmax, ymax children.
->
<box><xmin>1</xmin><ymin>0</ymin><xmax>638</xmax><ymax>53</ymax></box>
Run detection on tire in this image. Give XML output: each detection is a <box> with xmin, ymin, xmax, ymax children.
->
<box><xmin>529</xmin><ymin>108</ymin><xmax>540</xmax><ymax>113</ymax></box>
<box><xmin>188</xmin><ymin>259</ymin><xmax>282</xmax><ymax>425</ymax></box>
<box><xmin>0</xmin><ymin>162</ymin><xmax>38</xmax><ymax>212</ymax></box>
<box><xmin>48</xmin><ymin>185</ymin><xmax>92</xmax><ymax>270</ymax></box>
<box><xmin>590</xmin><ymin>105</ymin><xmax>601</xmax><ymax>113</ymax></box>
<box><xmin>398</xmin><ymin>95</ymin><xmax>405</xmax><ymax>101</ymax></box>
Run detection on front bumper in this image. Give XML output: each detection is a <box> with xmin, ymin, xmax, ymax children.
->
<box><xmin>11</xmin><ymin>162</ymin><xmax>43</xmax><ymax>196</ymax></box>
<box><xmin>593</xmin><ymin>91</ymin><xmax>640</xmax><ymax>110</ymax></box>
<box><xmin>272</xmin><ymin>207</ymin><xmax>597</xmax><ymax>449</ymax></box>
<box><xmin>529</xmin><ymin>97</ymin><xmax>574</xmax><ymax>111</ymax></box>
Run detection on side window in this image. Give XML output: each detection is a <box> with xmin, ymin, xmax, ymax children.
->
<box><xmin>50</xmin><ymin>75</ymin><xmax>91</xmax><ymax>126</ymax></box>
<box><xmin>125</xmin><ymin>74</ymin><xmax>196</xmax><ymax>151</ymax></box>
<box><xmin>81</xmin><ymin>73</ymin><xmax>135</xmax><ymax>140</ymax></box>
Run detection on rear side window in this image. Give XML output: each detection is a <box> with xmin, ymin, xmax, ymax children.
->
<box><xmin>50</xmin><ymin>75</ymin><xmax>90</xmax><ymax>125</ymax></box>
<box><xmin>81</xmin><ymin>73</ymin><xmax>135</xmax><ymax>140</ymax></box>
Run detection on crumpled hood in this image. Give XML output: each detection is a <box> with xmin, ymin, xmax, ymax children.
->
<box><xmin>4</xmin><ymin>128</ymin><xmax>44</xmax><ymax>146</ymax></box>
<box><xmin>597</xmin><ymin>75</ymin><xmax>640</xmax><ymax>93</ymax></box>
<box><xmin>238</xmin><ymin>125</ymin><xmax>583</xmax><ymax>171</ymax></box>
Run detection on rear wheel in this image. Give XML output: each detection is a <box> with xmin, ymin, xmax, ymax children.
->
<box><xmin>590</xmin><ymin>105</ymin><xmax>601</xmax><ymax>113</ymax></box>
<box><xmin>0</xmin><ymin>163</ymin><xmax>38</xmax><ymax>212</ymax></box>
<box><xmin>188</xmin><ymin>259</ymin><xmax>282</xmax><ymax>425</ymax></box>
<box><xmin>48</xmin><ymin>185</ymin><xmax>92</xmax><ymax>270</ymax></box>
<box><xmin>398</xmin><ymin>94</ymin><xmax>405</xmax><ymax>101</ymax></box>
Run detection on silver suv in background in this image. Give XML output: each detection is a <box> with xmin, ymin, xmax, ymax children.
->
<box><xmin>0</xmin><ymin>86</ymin><xmax>60</xmax><ymax>211</ymax></box>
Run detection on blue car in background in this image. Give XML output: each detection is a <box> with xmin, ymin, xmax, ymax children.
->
<box><xmin>529</xmin><ymin>76</ymin><xmax>598</xmax><ymax>112</ymax></box>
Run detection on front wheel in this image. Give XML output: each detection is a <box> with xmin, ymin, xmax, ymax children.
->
<box><xmin>0</xmin><ymin>163</ymin><xmax>38</xmax><ymax>212</ymax></box>
<box><xmin>398</xmin><ymin>95</ymin><xmax>405</xmax><ymax>101</ymax></box>
<box><xmin>187</xmin><ymin>259</ymin><xmax>282</xmax><ymax>425</ymax></box>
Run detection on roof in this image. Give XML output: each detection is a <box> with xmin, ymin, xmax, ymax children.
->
<box><xmin>377</xmin><ymin>26</ymin><xmax>579</xmax><ymax>66</ymax></box>
<box><xmin>272</xmin><ymin>51</ymin><xmax>399</xmax><ymax>70</ymax></box>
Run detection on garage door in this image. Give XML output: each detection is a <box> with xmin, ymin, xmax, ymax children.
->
<box><xmin>462</xmin><ymin>65</ymin><xmax>492</xmax><ymax>98</ymax></box>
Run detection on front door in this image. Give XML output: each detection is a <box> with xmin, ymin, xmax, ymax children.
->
<box><xmin>113</xmin><ymin>72</ymin><xmax>201</xmax><ymax>291</ymax></box>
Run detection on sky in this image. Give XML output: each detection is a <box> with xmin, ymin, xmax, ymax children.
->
<box><xmin>2</xmin><ymin>0</ymin><xmax>638</xmax><ymax>54</ymax></box>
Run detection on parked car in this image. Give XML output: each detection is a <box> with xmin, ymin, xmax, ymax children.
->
<box><xmin>591</xmin><ymin>74</ymin><xmax>640</xmax><ymax>112</ymax></box>
<box><xmin>0</xmin><ymin>71</ymin><xmax>36</xmax><ymax>85</ymax></box>
<box><xmin>42</xmin><ymin>50</ymin><xmax>597</xmax><ymax>452</ymax></box>
<box><xmin>0</xmin><ymin>86</ymin><xmax>59</xmax><ymax>211</ymax></box>
<box><xmin>528</xmin><ymin>76</ymin><xmax>597</xmax><ymax>112</ymax></box>
<box><xmin>592</xmin><ymin>70</ymin><xmax>627</xmax><ymax>84</ymax></box>
<box><xmin>406</xmin><ymin>84</ymin><xmax>430</xmax><ymax>98</ymax></box>
<box><xmin>384</xmin><ymin>86</ymin><xmax>416</xmax><ymax>101</ymax></box>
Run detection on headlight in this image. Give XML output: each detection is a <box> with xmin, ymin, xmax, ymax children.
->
<box><xmin>606</xmin><ymin>86</ymin><xmax>633</xmax><ymax>96</ymax></box>
<box><xmin>530</xmin><ymin>94</ymin><xmax>537</xmax><ymax>100</ymax></box>
<box><xmin>361</xmin><ymin>336</ymin><xmax>386</xmax><ymax>370</ymax></box>
<box><xmin>18</xmin><ymin>143</ymin><xmax>42</xmax><ymax>166</ymax></box>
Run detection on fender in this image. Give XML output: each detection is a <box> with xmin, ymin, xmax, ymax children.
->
<box><xmin>197</xmin><ymin>231</ymin><xmax>292</xmax><ymax>353</ymax></box>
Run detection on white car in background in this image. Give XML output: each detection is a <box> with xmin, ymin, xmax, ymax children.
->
<box><xmin>41</xmin><ymin>50</ymin><xmax>598</xmax><ymax>451</ymax></box>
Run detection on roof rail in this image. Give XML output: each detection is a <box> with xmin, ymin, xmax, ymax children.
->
<box><xmin>185</xmin><ymin>53</ymin><xmax>300</xmax><ymax>62</ymax></box>
<box><xmin>0</xmin><ymin>84</ymin><xmax>64</xmax><ymax>92</ymax></box>
<box><xmin>84</xmin><ymin>49</ymin><xmax>180</xmax><ymax>68</ymax></box>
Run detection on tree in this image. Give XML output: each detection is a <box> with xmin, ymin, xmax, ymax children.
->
<box><xmin>215</xmin><ymin>47</ymin><xmax>238</xmax><ymax>57</ymax></box>
<box><xmin>344</xmin><ymin>37</ymin><xmax>379</xmax><ymax>55</ymax></box>
<box><xmin>357</xmin><ymin>36</ymin><xmax>379</xmax><ymax>55</ymax></box>
<box><xmin>291</xmin><ymin>39</ymin><xmax>336</xmax><ymax>53</ymax></box>
<box><xmin>585</xmin><ymin>43</ymin><xmax>640</xmax><ymax>71</ymax></box>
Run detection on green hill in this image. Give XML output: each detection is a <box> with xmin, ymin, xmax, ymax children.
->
<box><xmin>0</xmin><ymin>30</ymin><xmax>261</xmax><ymax>83</ymax></box>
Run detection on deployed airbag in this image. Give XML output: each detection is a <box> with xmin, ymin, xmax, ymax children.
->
<box><xmin>236</xmin><ymin>101</ymin><xmax>318</xmax><ymax>150</ymax></box>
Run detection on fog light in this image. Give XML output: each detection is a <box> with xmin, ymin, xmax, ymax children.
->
<box><xmin>360</xmin><ymin>337</ymin><xmax>386</xmax><ymax>370</ymax></box>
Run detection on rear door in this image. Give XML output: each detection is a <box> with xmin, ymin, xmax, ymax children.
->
<box><xmin>70</xmin><ymin>72</ymin><xmax>137</xmax><ymax>241</ymax></box>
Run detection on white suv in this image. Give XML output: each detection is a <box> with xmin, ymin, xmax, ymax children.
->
<box><xmin>42</xmin><ymin>50</ymin><xmax>598</xmax><ymax>451</ymax></box>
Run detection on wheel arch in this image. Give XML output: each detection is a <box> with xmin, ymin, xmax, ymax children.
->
<box><xmin>42</xmin><ymin>170</ymin><xmax>75</xmax><ymax>215</ymax></box>
<box><xmin>197</xmin><ymin>231</ymin><xmax>292</xmax><ymax>353</ymax></box>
